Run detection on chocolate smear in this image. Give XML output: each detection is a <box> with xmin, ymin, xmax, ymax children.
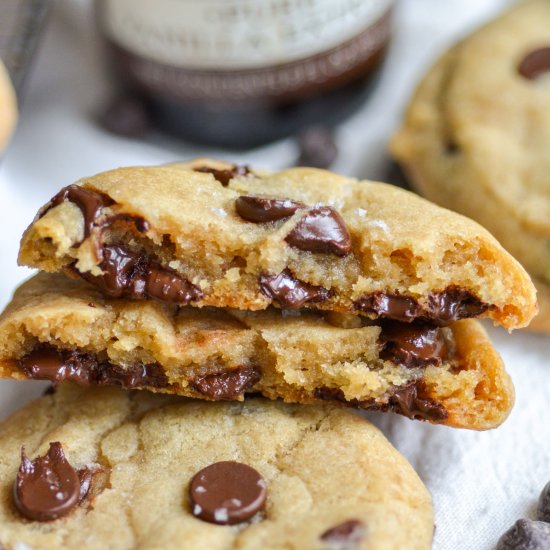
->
<box><xmin>379</xmin><ymin>322</ymin><xmax>448</xmax><ymax>368</ymax></box>
<box><xmin>260</xmin><ymin>270</ymin><xmax>331</xmax><ymax>309</ymax></box>
<box><xmin>285</xmin><ymin>206</ymin><xmax>352</xmax><ymax>256</ymax></box>
<box><xmin>13</xmin><ymin>442</ymin><xmax>81</xmax><ymax>522</ymax></box>
<box><xmin>39</xmin><ymin>185</ymin><xmax>114</xmax><ymax>240</ymax></box>
<box><xmin>189</xmin><ymin>461</ymin><xmax>267</xmax><ymax>525</ymax></box>
<box><xmin>194</xmin><ymin>164</ymin><xmax>250</xmax><ymax>186</ymax></box>
<box><xmin>355</xmin><ymin>288</ymin><xmax>489</xmax><ymax>326</ymax></box>
<box><xmin>78</xmin><ymin>244</ymin><xmax>203</xmax><ymax>305</ymax></box>
<box><xmin>518</xmin><ymin>47</ymin><xmax>550</xmax><ymax>80</ymax></box>
<box><xmin>235</xmin><ymin>195</ymin><xmax>304</xmax><ymax>223</ymax></box>
<box><xmin>19</xmin><ymin>346</ymin><xmax>169</xmax><ymax>390</ymax></box>
<box><xmin>321</xmin><ymin>519</ymin><xmax>366</xmax><ymax>548</ymax></box>
<box><xmin>191</xmin><ymin>366</ymin><xmax>261</xmax><ymax>400</ymax></box>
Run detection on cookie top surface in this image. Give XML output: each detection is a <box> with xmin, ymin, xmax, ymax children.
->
<box><xmin>0</xmin><ymin>384</ymin><xmax>434</xmax><ymax>550</ymax></box>
<box><xmin>18</xmin><ymin>158</ymin><xmax>536</xmax><ymax>330</ymax></box>
<box><xmin>391</xmin><ymin>0</ymin><xmax>550</xmax><ymax>292</ymax></box>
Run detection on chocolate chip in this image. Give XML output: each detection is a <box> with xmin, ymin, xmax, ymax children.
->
<box><xmin>99</xmin><ymin>94</ymin><xmax>151</xmax><ymax>137</ymax></box>
<box><xmin>355</xmin><ymin>292</ymin><xmax>420</xmax><ymax>323</ymax></box>
<box><xmin>321</xmin><ymin>519</ymin><xmax>366</xmax><ymax>548</ymax></box>
<box><xmin>19</xmin><ymin>346</ymin><xmax>169</xmax><ymax>390</ymax></box>
<box><xmin>194</xmin><ymin>164</ymin><xmax>250</xmax><ymax>186</ymax></box>
<box><xmin>354</xmin><ymin>288</ymin><xmax>489</xmax><ymax>326</ymax></box>
<box><xmin>40</xmin><ymin>185</ymin><xmax>114</xmax><ymax>241</ymax></box>
<box><xmin>191</xmin><ymin>366</ymin><xmax>261</xmax><ymax>400</ymax></box>
<box><xmin>314</xmin><ymin>381</ymin><xmax>448</xmax><ymax>423</ymax></box>
<box><xmin>425</xmin><ymin>288</ymin><xmax>489</xmax><ymax>326</ymax></box>
<box><xmin>235</xmin><ymin>195</ymin><xmax>304</xmax><ymax>223</ymax></box>
<box><xmin>79</xmin><ymin>244</ymin><xmax>203</xmax><ymax>305</ymax></box>
<box><xmin>285</xmin><ymin>207</ymin><xmax>352</xmax><ymax>256</ymax></box>
<box><xmin>518</xmin><ymin>47</ymin><xmax>550</xmax><ymax>80</ymax></box>
<box><xmin>13</xmin><ymin>442</ymin><xmax>81</xmax><ymax>521</ymax></box>
<box><xmin>296</xmin><ymin>126</ymin><xmax>338</xmax><ymax>169</ymax></box>
<box><xmin>259</xmin><ymin>270</ymin><xmax>331</xmax><ymax>309</ymax></box>
<box><xmin>189</xmin><ymin>461</ymin><xmax>267</xmax><ymax>525</ymax></box>
<box><xmin>497</xmin><ymin>519</ymin><xmax>550</xmax><ymax>550</ymax></box>
<box><xmin>379</xmin><ymin>322</ymin><xmax>448</xmax><ymax>368</ymax></box>
<box><xmin>537</xmin><ymin>481</ymin><xmax>550</xmax><ymax>522</ymax></box>
<box><xmin>100</xmin><ymin>213</ymin><xmax>150</xmax><ymax>233</ymax></box>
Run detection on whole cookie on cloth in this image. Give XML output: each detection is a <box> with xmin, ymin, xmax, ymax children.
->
<box><xmin>391</xmin><ymin>0</ymin><xmax>550</xmax><ymax>331</ymax></box>
<box><xmin>0</xmin><ymin>384</ymin><xmax>434</xmax><ymax>550</ymax></box>
<box><xmin>17</xmin><ymin>158</ymin><xmax>536</xmax><ymax>330</ymax></box>
<box><xmin>0</xmin><ymin>272</ymin><xmax>514</xmax><ymax>430</ymax></box>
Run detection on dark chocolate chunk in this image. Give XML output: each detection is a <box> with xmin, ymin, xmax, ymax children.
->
<box><xmin>13</xmin><ymin>442</ymin><xmax>81</xmax><ymax>522</ymax></box>
<box><xmin>191</xmin><ymin>366</ymin><xmax>261</xmax><ymax>400</ymax></box>
<box><xmin>537</xmin><ymin>481</ymin><xmax>550</xmax><ymax>522</ymax></box>
<box><xmin>79</xmin><ymin>244</ymin><xmax>203</xmax><ymax>305</ymax></box>
<box><xmin>285</xmin><ymin>207</ymin><xmax>352</xmax><ymax>256</ymax></box>
<box><xmin>296</xmin><ymin>126</ymin><xmax>338</xmax><ymax>169</ymax></box>
<box><xmin>381</xmin><ymin>382</ymin><xmax>448</xmax><ymax>422</ymax></box>
<box><xmin>496</xmin><ymin>519</ymin><xmax>550</xmax><ymax>550</ymax></box>
<box><xmin>19</xmin><ymin>346</ymin><xmax>169</xmax><ymax>390</ymax></box>
<box><xmin>379</xmin><ymin>322</ymin><xmax>448</xmax><ymax>368</ymax></box>
<box><xmin>100</xmin><ymin>213</ymin><xmax>150</xmax><ymax>233</ymax></box>
<box><xmin>425</xmin><ymin>288</ymin><xmax>489</xmax><ymax>326</ymax></box>
<box><xmin>518</xmin><ymin>47</ymin><xmax>550</xmax><ymax>80</ymax></box>
<box><xmin>235</xmin><ymin>195</ymin><xmax>304</xmax><ymax>223</ymax></box>
<box><xmin>40</xmin><ymin>185</ymin><xmax>114</xmax><ymax>240</ymax></box>
<box><xmin>99</xmin><ymin>94</ymin><xmax>151</xmax><ymax>137</ymax></box>
<box><xmin>355</xmin><ymin>292</ymin><xmax>420</xmax><ymax>323</ymax></box>
<box><xmin>194</xmin><ymin>164</ymin><xmax>250</xmax><ymax>186</ymax></box>
<box><xmin>355</xmin><ymin>288</ymin><xmax>489</xmax><ymax>326</ymax></box>
<box><xmin>320</xmin><ymin>519</ymin><xmax>366</xmax><ymax>548</ymax></box>
<box><xmin>189</xmin><ymin>461</ymin><xmax>267</xmax><ymax>525</ymax></box>
<box><xmin>314</xmin><ymin>381</ymin><xmax>448</xmax><ymax>423</ymax></box>
<box><xmin>259</xmin><ymin>270</ymin><xmax>331</xmax><ymax>309</ymax></box>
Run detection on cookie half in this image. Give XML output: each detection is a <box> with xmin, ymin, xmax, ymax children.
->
<box><xmin>391</xmin><ymin>0</ymin><xmax>549</xmax><ymax>330</ymax></box>
<box><xmin>0</xmin><ymin>273</ymin><xmax>514</xmax><ymax>430</ymax></box>
<box><xmin>18</xmin><ymin>159</ymin><xmax>536</xmax><ymax>330</ymax></box>
<box><xmin>0</xmin><ymin>384</ymin><xmax>434</xmax><ymax>550</ymax></box>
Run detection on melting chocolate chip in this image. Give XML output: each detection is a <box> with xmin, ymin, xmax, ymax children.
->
<box><xmin>296</xmin><ymin>126</ymin><xmax>338</xmax><ymax>169</ymax></box>
<box><xmin>355</xmin><ymin>288</ymin><xmax>489</xmax><ymax>326</ymax></box>
<box><xmin>39</xmin><ymin>185</ymin><xmax>114</xmax><ymax>241</ymax></box>
<box><xmin>189</xmin><ymin>461</ymin><xmax>267</xmax><ymax>525</ymax></box>
<box><xmin>314</xmin><ymin>381</ymin><xmax>448</xmax><ymax>423</ymax></box>
<box><xmin>78</xmin><ymin>244</ymin><xmax>203</xmax><ymax>305</ymax></box>
<box><xmin>537</xmin><ymin>481</ymin><xmax>550</xmax><ymax>522</ymax></box>
<box><xmin>285</xmin><ymin>207</ymin><xmax>352</xmax><ymax>256</ymax></box>
<box><xmin>235</xmin><ymin>195</ymin><xmax>304</xmax><ymax>223</ymax></box>
<box><xmin>259</xmin><ymin>270</ymin><xmax>331</xmax><ymax>309</ymax></box>
<box><xmin>425</xmin><ymin>288</ymin><xmax>489</xmax><ymax>326</ymax></box>
<box><xmin>100</xmin><ymin>213</ymin><xmax>150</xmax><ymax>233</ymax></box>
<box><xmin>518</xmin><ymin>47</ymin><xmax>550</xmax><ymax>80</ymax></box>
<box><xmin>497</xmin><ymin>519</ymin><xmax>550</xmax><ymax>550</ymax></box>
<box><xmin>194</xmin><ymin>164</ymin><xmax>251</xmax><ymax>186</ymax></box>
<box><xmin>99</xmin><ymin>94</ymin><xmax>151</xmax><ymax>137</ymax></box>
<box><xmin>379</xmin><ymin>322</ymin><xmax>448</xmax><ymax>368</ymax></box>
<box><xmin>19</xmin><ymin>346</ymin><xmax>169</xmax><ymax>390</ymax></box>
<box><xmin>191</xmin><ymin>366</ymin><xmax>261</xmax><ymax>400</ymax></box>
<box><xmin>13</xmin><ymin>442</ymin><xmax>81</xmax><ymax>522</ymax></box>
<box><xmin>355</xmin><ymin>292</ymin><xmax>420</xmax><ymax>323</ymax></box>
<box><xmin>321</xmin><ymin>519</ymin><xmax>366</xmax><ymax>548</ymax></box>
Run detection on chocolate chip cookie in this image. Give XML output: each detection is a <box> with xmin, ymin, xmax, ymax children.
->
<box><xmin>18</xmin><ymin>158</ymin><xmax>536</xmax><ymax>330</ymax></box>
<box><xmin>0</xmin><ymin>384</ymin><xmax>434</xmax><ymax>549</ymax></box>
<box><xmin>391</xmin><ymin>0</ymin><xmax>549</xmax><ymax>331</ymax></box>
<box><xmin>0</xmin><ymin>59</ymin><xmax>17</xmax><ymax>153</ymax></box>
<box><xmin>0</xmin><ymin>272</ymin><xmax>514</xmax><ymax>430</ymax></box>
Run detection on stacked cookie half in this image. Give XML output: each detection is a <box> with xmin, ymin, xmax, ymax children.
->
<box><xmin>0</xmin><ymin>159</ymin><xmax>538</xmax><ymax>548</ymax></box>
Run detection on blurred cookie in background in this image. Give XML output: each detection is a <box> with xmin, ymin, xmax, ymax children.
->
<box><xmin>391</xmin><ymin>0</ymin><xmax>550</xmax><ymax>331</ymax></box>
<box><xmin>0</xmin><ymin>59</ymin><xmax>16</xmax><ymax>152</ymax></box>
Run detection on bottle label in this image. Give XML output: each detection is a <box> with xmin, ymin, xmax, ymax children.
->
<box><xmin>100</xmin><ymin>0</ymin><xmax>393</xmax><ymax>70</ymax></box>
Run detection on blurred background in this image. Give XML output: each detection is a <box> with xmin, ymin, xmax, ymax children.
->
<box><xmin>2</xmin><ymin>2</ymin><xmax>548</xmax><ymax>550</ymax></box>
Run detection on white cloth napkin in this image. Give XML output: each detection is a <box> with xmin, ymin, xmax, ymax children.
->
<box><xmin>1</xmin><ymin>1</ymin><xmax>545</xmax><ymax>549</ymax></box>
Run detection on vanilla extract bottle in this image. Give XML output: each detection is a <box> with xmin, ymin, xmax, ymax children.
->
<box><xmin>96</xmin><ymin>0</ymin><xmax>394</xmax><ymax>148</ymax></box>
